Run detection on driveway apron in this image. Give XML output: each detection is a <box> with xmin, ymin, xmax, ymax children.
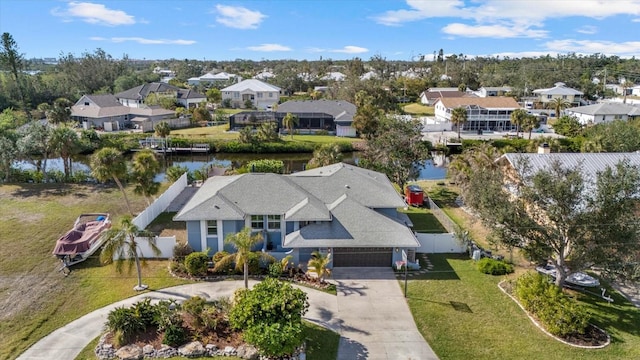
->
<box><xmin>333</xmin><ymin>267</ymin><xmax>438</xmax><ymax>360</ymax></box>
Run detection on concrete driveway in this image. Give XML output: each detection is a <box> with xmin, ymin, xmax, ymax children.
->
<box><xmin>333</xmin><ymin>268</ymin><xmax>438</xmax><ymax>360</ymax></box>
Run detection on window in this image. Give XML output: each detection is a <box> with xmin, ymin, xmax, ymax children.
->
<box><xmin>207</xmin><ymin>220</ymin><xmax>217</xmax><ymax>236</ymax></box>
<box><xmin>547</xmin><ymin>95</ymin><xmax>552</xmax><ymax>99</ymax></box>
<box><xmin>269</xmin><ymin>92</ymin><xmax>273</xmax><ymax>98</ymax></box>
<box><xmin>562</xmin><ymin>95</ymin><xmax>567</xmax><ymax>99</ymax></box>
<box><xmin>251</xmin><ymin>215</ymin><xmax>264</xmax><ymax>230</ymax></box>
<box><xmin>267</xmin><ymin>215</ymin><xmax>281</xmax><ymax>230</ymax></box>
<box><xmin>257</xmin><ymin>93</ymin><xmax>263</xmax><ymax>98</ymax></box>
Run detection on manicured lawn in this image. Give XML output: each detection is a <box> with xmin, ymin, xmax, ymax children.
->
<box><xmin>0</xmin><ymin>183</ymin><xmax>191</xmax><ymax>360</ymax></box>
<box><xmin>400</xmin><ymin>207</ymin><xmax>447</xmax><ymax>233</ymax></box>
<box><xmin>408</xmin><ymin>254</ymin><xmax>640</xmax><ymax>359</ymax></box>
<box><xmin>403</xmin><ymin>103</ymin><xmax>435</xmax><ymax>115</ymax></box>
<box><xmin>75</xmin><ymin>321</ymin><xmax>338</xmax><ymax>360</ymax></box>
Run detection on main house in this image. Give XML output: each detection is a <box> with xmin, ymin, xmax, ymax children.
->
<box><xmin>115</xmin><ymin>82</ymin><xmax>205</xmax><ymax>109</ymax></box>
<box><xmin>228</xmin><ymin>99</ymin><xmax>357</xmax><ymax>137</ymax></box>
<box><xmin>173</xmin><ymin>163</ymin><xmax>419</xmax><ymax>267</ymax></box>
<box><xmin>564</xmin><ymin>102</ymin><xmax>640</xmax><ymax>125</ymax></box>
<box><xmin>221</xmin><ymin>79</ymin><xmax>281</xmax><ymax>110</ymax></box>
<box><xmin>434</xmin><ymin>97</ymin><xmax>521</xmax><ymax>132</ymax></box>
<box><xmin>532</xmin><ymin>82</ymin><xmax>584</xmax><ymax>107</ymax></box>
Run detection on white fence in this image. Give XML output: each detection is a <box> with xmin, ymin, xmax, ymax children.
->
<box><xmin>427</xmin><ymin>198</ymin><xmax>458</xmax><ymax>233</ymax></box>
<box><xmin>114</xmin><ymin>236</ymin><xmax>177</xmax><ymax>260</ymax></box>
<box><xmin>416</xmin><ymin>233</ymin><xmax>465</xmax><ymax>253</ymax></box>
<box><xmin>133</xmin><ymin>172</ymin><xmax>188</xmax><ymax>229</ymax></box>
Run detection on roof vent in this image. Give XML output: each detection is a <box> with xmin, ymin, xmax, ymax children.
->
<box><xmin>345</xmin><ymin>184</ymin><xmax>350</xmax><ymax>189</ymax></box>
<box><xmin>538</xmin><ymin>143</ymin><xmax>551</xmax><ymax>154</ymax></box>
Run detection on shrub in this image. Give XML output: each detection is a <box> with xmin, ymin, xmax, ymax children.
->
<box><xmin>163</xmin><ymin>323</ymin><xmax>187</xmax><ymax>347</ymax></box>
<box><xmin>182</xmin><ymin>296</ymin><xmax>207</xmax><ymax>327</ymax></box>
<box><xmin>184</xmin><ymin>252</ymin><xmax>209</xmax><ymax>276</ymax></box>
<box><xmin>169</xmin><ymin>260</ymin><xmax>187</xmax><ymax>274</ymax></box>
<box><xmin>268</xmin><ymin>262</ymin><xmax>283</xmax><ymax>278</ymax></box>
<box><xmin>173</xmin><ymin>242</ymin><xmax>194</xmax><ymax>262</ymax></box>
<box><xmin>131</xmin><ymin>299</ymin><xmax>157</xmax><ymax>328</ymax></box>
<box><xmin>212</xmin><ymin>250</ymin><xmax>230</xmax><ymax>263</ymax></box>
<box><xmin>106</xmin><ymin>306</ymin><xmax>145</xmax><ymax>341</ymax></box>
<box><xmin>477</xmin><ymin>258</ymin><xmax>514</xmax><ymax>275</ymax></box>
<box><xmin>246</xmin><ymin>159</ymin><xmax>284</xmax><ymax>174</ymax></box>
<box><xmin>515</xmin><ymin>272</ymin><xmax>590</xmax><ymax>337</ymax></box>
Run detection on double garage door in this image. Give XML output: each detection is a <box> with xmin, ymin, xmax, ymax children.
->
<box><xmin>332</xmin><ymin>247</ymin><xmax>393</xmax><ymax>267</ymax></box>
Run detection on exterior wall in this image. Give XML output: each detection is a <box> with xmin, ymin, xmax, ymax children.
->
<box><xmin>336</xmin><ymin>125</ymin><xmax>356</xmax><ymax>137</ymax></box>
<box><xmin>434</xmin><ymin>103</ymin><xmax>516</xmax><ymax>131</ymax></box>
<box><xmin>537</xmin><ymin>94</ymin><xmax>580</xmax><ymax>104</ymax></box>
<box><xmin>186</xmin><ymin>221</ymin><xmax>202</xmax><ymax>251</ymax></box>
<box><xmin>568</xmin><ymin>111</ymin><xmax>628</xmax><ymax>125</ymax></box>
<box><xmin>222</xmin><ymin>220</ymin><xmax>244</xmax><ymax>252</ymax></box>
<box><xmin>298</xmin><ymin>248</ymin><xmax>315</xmax><ymax>264</ymax></box>
<box><xmin>223</xmin><ymin>90</ymin><xmax>279</xmax><ymax>109</ymax></box>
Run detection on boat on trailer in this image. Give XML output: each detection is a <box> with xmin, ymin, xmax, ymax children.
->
<box><xmin>535</xmin><ymin>263</ymin><xmax>600</xmax><ymax>288</ymax></box>
<box><xmin>52</xmin><ymin>213</ymin><xmax>111</xmax><ymax>272</ymax></box>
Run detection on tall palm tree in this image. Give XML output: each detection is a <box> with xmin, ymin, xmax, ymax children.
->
<box><xmin>510</xmin><ymin>108</ymin><xmax>528</xmax><ymax>137</ymax></box>
<box><xmin>50</xmin><ymin>124</ymin><xmax>81</xmax><ymax>180</ymax></box>
<box><xmin>100</xmin><ymin>216</ymin><xmax>160</xmax><ymax>291</ymax></box>
<box><xmin>282</xmin><ymin>112</ymin><xmax>299</xmax><ymax>139</ymax></box>
<box><xmin>547</xmin><ymin>98</ymin><xmax>571</xmax><ymax>118</ymax></box>
<box><xmin>522</xmin><ymin>114</ymin><xmax>541</xmax><ymax>140</ymax></box>
<box><xmin>307</xmin><ymin>251</ymin><xmax>331</xmax><ymax>282</ymax></box>
<box><xmin>91</xmin><ymin>147</ymin><xmax>133</xmax><ymax>215</ymax></box>
<box><xmin>131</xmin><ymin>149</ymin><xmax>160</xmax><ymax>206</ymax></box>
<box><xmin>307</xmin><ymin>144</ymin><xmax>343</xmax><ymax>169</ymax></box>
<box><xmin>450</xmin><ymin>106</ymin><xmax>468</xmax><ymax>140</ymax></box>
<box><xmin>213</xmin><ymin>227</ymin><xmax>275</xmax><ymax>288</ymax></box>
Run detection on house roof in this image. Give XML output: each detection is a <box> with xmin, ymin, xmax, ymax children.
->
<box><xmin>437</xmin><ymin>97</ymin><xmax>520</xmax><ymax>109</ymax></box>
<box><xmin>421</xmin><ymin>90</ymin><xmax>466</xmax><ymax>100</ymax></box>
<box><xmin>499</xmin><ymin>153</ymin><xmax>640</xmax><ymax>184</ymax></box>
<box><xmin>482</xmin><ymin>86</ymin><xmax>513</xmax><ymax>92</ymax></box>
<box><xmin>115</xmin><ymin>82</ymin><xmax>204</xmax><ymax>101</ymax></box>
<box><xmin>80</xmin><ymin>94</ymin><xmax>122</xmax><ymax>107</ymax></box>
<box><xmin>71</xmin><ymin>94</ymin><xmax>130</xmax><ymax>118</ymax></box>
<box><xmin>221</xmin><ymin>79</ymin><xmax>280</xmax><ymax>92</ymax></box>
<box><xmin>566</xmin><ymin>102</ymin><xmax>640</xmax><ymax>116</ymax></box>
<box><xmin>532</xmin><ymin>82</ymin><xmax>583</xmax><ymax>96</ymax></box>
<box><xmin>428</xmin><ymin>87</ymin><xmax>459</xmax><ymax>92</ymax></box>
<box><xmin>277</xmin><ymin>100</ymin><xmax>356</xmax><ymax>120</ymax></box>
<box><xmin>174</xmin><ymin>163</ymin><xmax>417</xmax><ymax>248</ymax></box>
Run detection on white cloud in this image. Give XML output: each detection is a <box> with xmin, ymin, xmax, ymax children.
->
<box><xmin>215</xmin><ymin>5</ymin><xmax>265</xmax><ymax>29</ymax></box>
<box><xmin>246</xmin><ymin>44</ymin><xmax>291</xmax><ymax>52</ymax></box>
<box><xmin>90</xmin><ymin>37</ymin><xmax>196</xmax><ymax>45</ymax></box>
<box><xmin>576</xmin><ymin>25</ymin><xmax>597</xmax><ymax>34</ymax></box>
<box><xmin>52</xmin><ymin>2</ymin><xmax>135</xmax><ymax>26</ymax></box>
<box><xmin>374</xmin><ymin>0</ymin><xmax>640</xmax><ymax>39</ymax></box>
<box><xmin>442</xmin><ymin>23</ymin><xmax>547</xmax><ymax>38</ymax></box>
<box><xmin>329</xmin><ymin>46</ymin><xmax>369</xmax><ymax>54</ymax></box>
<box><xmin>633</xmin><ymin>18</ymin><xmax>640</xmax><ymax>22</ymax></box>
<box><xmin>545</xmin><ymin>39</ymin><xmax>640</xmax><ymax>57</ymax></box>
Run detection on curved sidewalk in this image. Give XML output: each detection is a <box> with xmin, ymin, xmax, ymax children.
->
<box><xmin>17</xmin><ymin>280</ymin><xmax>340</xmax><ymax>360</ymax></box>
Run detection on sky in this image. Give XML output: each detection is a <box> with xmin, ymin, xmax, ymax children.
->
<box><xmin>1</xmin><ymin>0</ymin><xmax>640</xmax><ymax>61</ymax></box>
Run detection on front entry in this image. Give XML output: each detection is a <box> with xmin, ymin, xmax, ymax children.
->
<box><xmin>332</xmin><ymin>247</ymin><xmax>393</xmax><ymax>267</ymax></box>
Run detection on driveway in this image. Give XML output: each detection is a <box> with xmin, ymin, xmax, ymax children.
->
<box><xmin>333</xmin><ymin>268</ymin><xmax>438</xmax><ymax>360</ymax></box>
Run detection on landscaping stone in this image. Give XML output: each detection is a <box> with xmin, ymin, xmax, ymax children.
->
<box><xmin>236</xmin><ymin>344</ymin><xmax>259</xmax><ymax>359</ymax></box>
<box><xmin>142</xmin><ymin>344</ymin><xmax>155</xmax><ymax>357</ymax></box>
<box><xmin>223</xmin><ymin>346</ymin><xmax>237</xmax><ymax>355</ymax></box>
<box><xmin>115</xmin><ymin>344</ymin><xmax>143</xmax><ymax>360</ymax></box>
<box><xmin>178</xmin><ymin>341</ymin><xmax>206</xmax><ymax>357</ymax></box>
<box><xmin>156</xmin><ymin>344</ymin><xmax>177</xmax><ymax>358</ymax></box>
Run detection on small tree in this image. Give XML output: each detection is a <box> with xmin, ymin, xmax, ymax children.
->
<box><xmin>307</xmin><ymin>251</ymin><xmax>332</xmax><ymax>282</ymax></box>
<box><xmin>213</xmin><ymin>227</ymin><xmax>275</xmax><ymax>288</ymax></box>
<box><xmin>522</xmin><ymin>114</ymin><xmax>541</xmax><ymax>140</ymax></box>
<box><xmin>230</xmin><ymin>278</ymin><xmax>309</xmax><ymax>357</ymax></box>
<box><xmin>510</xmin><ymin>108</ymin><xmax>528</xmax><ymax>137</ymax></box>
<box><xmin>100</xmin><ymin>216</ymin><xmax>161</xmax><ymax>291</ymax></box>
<box><xmin>307</xmin><ymin>143</ymin><xmax>343</xmax><ymax>169</ymax></box>
<box><xmin>450</xmin><ymin>106</ymin><xmax>468</xmax><ymax>140</ymax></box>
<box><xmin>131</xmin><ymin>149</ymin><xmax>160</xmax><ymax>206</ymax></box>
<box><xmin>91</xmin><ymin>147</ymin><xmax>133</xmax><ymax>215</ymax></box>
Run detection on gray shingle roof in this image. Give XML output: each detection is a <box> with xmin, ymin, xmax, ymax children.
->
<box><xmin>566</xmin><ymin>103</ymin><xmax>640</xmax><ymax>116</ymax></box>
<box><xmin>277</xmin><ymin>100</ymin><xmax>356</xmax><ymax>119</ymax></box>
<box><xmin>115</xmin><ymin>82</ymin><xmax>204</xmax><ymax>100</ymax></box>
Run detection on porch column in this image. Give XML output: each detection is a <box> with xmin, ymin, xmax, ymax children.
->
<box><xmin>199</xmin><ymin>221</ymin><xmax>207</xmax><ymax>252</ymax></box>
<box><xmin>217</xmin><ymin>220</ymin><xmax>224</xmax><ymax>253</ymax></box>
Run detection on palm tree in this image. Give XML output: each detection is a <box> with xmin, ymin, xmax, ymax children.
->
<box><xmin>213</xmin><ymin>227</ymin><xmax>275</xmax><ymax>288</ymax></box>
<box><xmin>50</xmin><ymin>125</ymin><xmax>81</xmax><ymax>180</ymax></box>
<box><xmin>510</xmin><ymin>108</ymin><xmax>528</xmax><ymax>137</ymax></box>
<box><xmin>100</xmin><ymin>216</ymin><xmax>160</xmax><ymax>291</ymax></box>
<box><xmin>46</xmin><ymin>98</ymin><xmax>72</xmax><ymax>124</ymax></box>
<box><xmin>522</xmin><ymin>114</ymin><xmax>541</xmax><ymax>140</ymax></box>
<box><xmin>91</xmin><ymin>147</ymin><xmax>133</xmax><ymax>215</ymax></box>
<box><xmin>131</xmin><ymin>149</ymin><xmax>160</xmax><ymax>206</ymax></box>
<box><xmin>307</xmin><ymin>251</ymin><xmax>331</xmax><ymax>283</ymax></box>
<box><xmin>282</xmin><ymin>112</ymin><xmax>299</xmax><ymax>139</ymax></box>
<box><xmin>307</xmin><ymin>144</ymin><xmax>343</xmax><ymax>169</ymax></box>
<box><xmin>154</xmin><ymin>121</ymin><xmax>171</xmax><ymax>158</ymax></box>
<box><xmin>450</xmin><ymin>107</ymin><xmax>468</xmax><ymax>140</ymax></box>
<box><xmin>547</xmin><ymin>98</ymin><xmax>571</xmax><ymax>118</ymax></box>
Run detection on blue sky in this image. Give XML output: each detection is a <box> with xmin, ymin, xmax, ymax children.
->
<box><xmin>2</xmin><ymin>0</ymin><xmax>640</xmax><ymax>61</ymax></box>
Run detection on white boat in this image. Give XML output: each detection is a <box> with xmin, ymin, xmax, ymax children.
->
<box><xmin>52</xmin><ymin>213</ymin><xmax>111</xmax><ymax>271</ymax></box>
<box><xmin>535</xmin><ymin>264</ymin><xmax>600</xmax><ymax>288</ymax></box>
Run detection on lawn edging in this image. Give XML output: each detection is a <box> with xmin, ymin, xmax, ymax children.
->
<box><xmin>498</xmin><ymin>280</ymin><xmax>610</xmax><ymax>349</ymax></box>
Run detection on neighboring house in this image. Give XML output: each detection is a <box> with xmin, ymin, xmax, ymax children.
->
<box><xmin>532</xmin><ymin>82</ymin><xmax>583</xmax><ymax>105</ymax></box>
<box><xmin>116</xmin><ymin>82</ymin><xmax>205</xmax><ymax>108</ymax></box>
<box><xmin>472</xmin><ymin>86</ymin><xmax>512</xmax><ymax>98</ymax></box>
<box><xmin>254</xmin><ymin>70</ymin><xmax>275</xmax><ymax>80</ymax></box>
<box><xmin>173</xmin><ymin>163</ymin><xmax>420</xmax><ymax>267</ymax></box>
<box><xmin>427</xmin><ymin>87</ymin><xmax>460</xmax><ymax>92</ymax></box>
<box><xmin>188</xmin><ymin>71</ymin><xmax>241</xmax><ymax>86</ymax></box>
<box><xmin>419</xmin><ymin>90</ymin><xmax>468</xmax><ymax>105</ymax></box>
<box><xmin>221</xmin><ymin>79</ymin><xmax>281</xmax><ymax>110</ymax></box>
<box><xmin>565</xmin><ymin>102</ymin><xmax>640</xmax><ymax>125</ymax></box>
<box><xmin>360</xmin><ymin>71</ymin><xmax>378</xmax><ymax>81</ymax></box>
<box><xmin>320</xmin><ymin>72</ymin><xmax>346</xmax><ymax>82</ymax></box>
<box><xmin>434</xmin><ymin>97</ymin><xmax>521</xmax><ymax>132</ymax></box>
<box><xmin>228</xmin><ymin>100</ymin><xmax>357</xmax><ymax>137</ymax></box>
<box><xmin>71</xmin><ymin>94</ymin><xmax>176</xmax><ymax>132</ymax></box>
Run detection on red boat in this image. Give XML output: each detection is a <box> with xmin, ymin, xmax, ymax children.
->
<box><xmin>53</xmin><ymin>213</ymin><xmax>111</xmax><ymax>270</ymax></box>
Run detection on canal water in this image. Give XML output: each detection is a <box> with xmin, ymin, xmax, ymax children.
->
<box><xmin>14</xmin><ymin>152</ymin><xmax>448</xmax><ymax>181</ymax></box>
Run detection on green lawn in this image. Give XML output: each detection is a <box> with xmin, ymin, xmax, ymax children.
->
<box><xmin>400</xmin><ymin>207</ymin><xmax>447</xmax><ymax>233</ymax></box>
<box><xmin>0</xmin><ymin>183</ymin><xmax>191</xmax><ymax>360</ymax></box>
<box><xmin>408</xmin><ymin>254</ymin><xmax>640</xmax><ymax>359</ymax></box>
<box><xmin>403</xmin><ymin>103</ymin><xmax>435</xmax><ymax>116</ymax></box>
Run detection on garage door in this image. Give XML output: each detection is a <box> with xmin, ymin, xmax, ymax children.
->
<box><xmin>332</xmin><ymin>247</ymin><xmax>393</xmax><ymax>267</ymax></box>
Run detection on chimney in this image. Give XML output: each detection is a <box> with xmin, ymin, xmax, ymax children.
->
<box><xmin>538</xmin><ymin>143</ymin><xmax>550</xmax><ymax>154</ymax></box>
